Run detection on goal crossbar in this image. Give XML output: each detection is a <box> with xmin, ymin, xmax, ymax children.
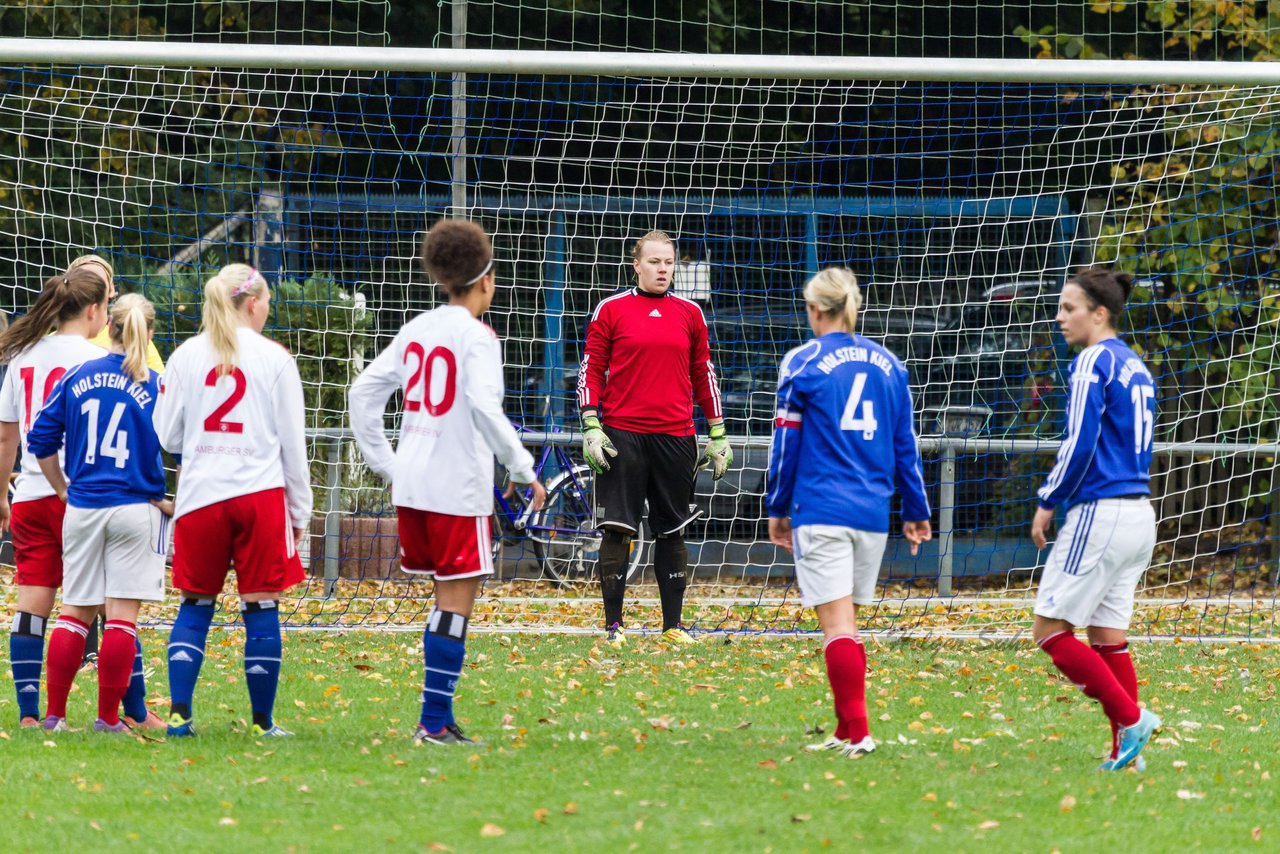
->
<box><xmin>1</xmin><ymin>38</ymin><xmax>1279</xmax><ymax>85</ymax></box>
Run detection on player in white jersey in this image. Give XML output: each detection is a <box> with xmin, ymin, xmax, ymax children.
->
<box><xmin>350</xmin><ymin>218</ymin><xmax>546</xmax><ymax>746</ymax></box>
<box><xmin>0</xmin><ymin>265</ymin><xmax>109</xmax><ymax>727</ymax></box>
<box><xmin>153</xmin><ymin>263</ymin><xmax>313</xmax><ymax>739</ymax></box>
<box><xmin>1030</xmin><ymin>267</ymin><xmax>1161</xmax><ymax>771</ymax></box>
<box><xmin>28</xmin><ymin>295</ymin><xmax>171</xmax><ymax>733</ymax></box>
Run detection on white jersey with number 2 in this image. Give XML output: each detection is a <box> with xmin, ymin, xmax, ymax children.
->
<box><xmin>153</xmin><ymin>327</ymin><xmax>313</xmax><ymax>528</ymax></box>
<box><xmin>348</xmin><ymin>304</ymin><xmax>535</xmax><ymax>517</ymax></box>
<box><xmin>0</xmin><ymin>334</ymin><xmax>106</xmax><ymax>502</ymax></box>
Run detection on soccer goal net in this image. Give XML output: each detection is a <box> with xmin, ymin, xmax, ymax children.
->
<box><xmin>1</xmin><ymin>39</ymin><xmax>1278</xmax><ymax>639</ymax></box>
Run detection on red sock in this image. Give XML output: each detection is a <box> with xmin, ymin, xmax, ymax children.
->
<box><xmin>45</xmin><ymin>616</ymin><xmax>90</xmax><ymax>719</ymax></box>
<box><xmin>824</xmin><ymin>635</ymin><xmax>868</xmax><ymax>742</ymax></box>
<box><xmin>1039</xmin><ymin>631</ymin><xmax>1139</xmax><ymax>728</ymax></box>
<box><xmin>1093</xmin><ymin>642</ymin><xmax>1138</xmax><ymax>758</ymax></box>
<box><xmin>98</xmin><ymin>621</ymin><xmax>137</xmax><ymax>725</ymax></box>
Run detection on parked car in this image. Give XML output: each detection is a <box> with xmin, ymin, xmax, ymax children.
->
<box><xmin>923</xmin><ymin>278</ymin><xmax>1066</xmax><ymax>436</ymax></box>
<box><xmin>696</xmin><ymin>278</ymin><xmax>1073</xmax><ymax>535</ymax></box>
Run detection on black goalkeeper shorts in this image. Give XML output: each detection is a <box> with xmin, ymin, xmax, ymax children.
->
<box><xmin>595</xmin><ymin>427</ymin><xmax>700</xmax><ymax>537</ymax></box>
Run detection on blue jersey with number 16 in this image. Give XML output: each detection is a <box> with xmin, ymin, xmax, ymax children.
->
<box><xmin>766</xmin><ymin>331</ymin><xmax>930</xmax><ymax>532</ymax></box>
<box><xmin>27</xmin><ymin>353</ymin><xmax>166</xmax><ymax>509</ymax></box>
<box><xmin>1037</xmin><ymin>337</ymin><xmax>1155</xmax><ymax>511</ymax></box>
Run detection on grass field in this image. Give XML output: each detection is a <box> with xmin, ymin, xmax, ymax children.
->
<box><xmin>1</xmin><ymin>630</ymin><xmax>1276</xmax><ymax>852</ymax></box>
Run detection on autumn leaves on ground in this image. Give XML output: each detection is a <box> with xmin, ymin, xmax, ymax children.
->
<box><xmin>1</xmin><ymin>632</ymin><xmax>1275</xmax><ymax>852</ymax></box>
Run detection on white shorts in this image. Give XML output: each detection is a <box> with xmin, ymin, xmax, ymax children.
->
<box><xmin>62</xmin><ymin>502</ymin><xmax>170</xmax><ymax>606</ymax></box>
<box><xmin>792</xmin><ymin>524</ymin><xmax>889</xmax><ymax>608</ymax></box>
<box><xmin>1034</xmin><ymin>498</ymin><xmax>1156</xmax><ymax>630</ymax></box>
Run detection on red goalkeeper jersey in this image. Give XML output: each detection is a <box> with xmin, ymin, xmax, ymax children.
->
<box><xmin>577</xmin><ymin>287</ymin><xmax>723</xmax><ymax>436</ymax></box>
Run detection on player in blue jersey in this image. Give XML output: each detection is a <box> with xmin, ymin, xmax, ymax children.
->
<box><xmin>1030</xmin><ymin>267</ymin><xmax>1161</xmax><ymax>771</ymax></box>
<box><xmin>766</xmin><ymin>267</ymin><xmax>932</xmax><ymax>758</ymax></box>
<box><xmin>27</xmin><ymin>294</ymin><xmax>171</xmax><ymax>732</ymax></box>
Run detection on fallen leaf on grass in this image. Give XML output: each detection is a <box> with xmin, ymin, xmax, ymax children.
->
<box><xmin>219</xmin><ymin>817</ymin><xmax>238</xmax><ymax>826</ymax></box>
<box><xmin>534</xmin><ymin>808</ymin><xmax>549</xmax><ymax>823</ymax></box>
<box><xmin>563</xmin><ymin>803</ymin><xmax>579</xmax><ymax>815</ymax></box>
<box><xmin>1059</xmin><ymin>795</ymin><xmax>1076</xmax><ymax>813</ymax></box>
<box><xmin>1252</xmin><ymin>827</ymin><xmax>1262</xmax><ymax>842</ymax></box>
<box><xmin>791</xmin><ymin>814</ymin><xmax>811</xmax><ymax>823</ymax></box>
<box><xmin>977</xmin><ymin>820</ymin><xmax>1000</xmax><ymax>830</ymax></box>
<box><xmin>759</xmin><ymin>759</ymin><xmax>778</xmax><ymax>769</ymax></box>
<box><xmin>1176</xmin><ymin>790</ymin><xmax>1205</xmax><ymax>800</ymax></box>
<box><xmin>480</xmin><ymin>824</ymin><xmax>505</xmax><ymax>837</ymax></box>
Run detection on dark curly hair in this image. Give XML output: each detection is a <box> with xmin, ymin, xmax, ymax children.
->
<box><xmin>420</xmin><ymin>219</ymin><xmax>494</xmax><ymax>297</ymax></box>
<box><xmin>1069</xmin><ymin>267</ymin><xmax>1134</xmax><ymax>325</ymax></box>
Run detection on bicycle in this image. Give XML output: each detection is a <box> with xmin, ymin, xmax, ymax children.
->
<box><xmin>491</xmin><ymin>425</ymin><xmax>647</xmax><ymax>587</ymax></box>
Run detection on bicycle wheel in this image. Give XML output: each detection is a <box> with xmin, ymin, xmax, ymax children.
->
<box><xmin>529</xmin><ymin>465</ymin><xmax>647</xmax><ymax>583</ymax></box>
<box><xmin>491</xmin><ymin>488</ymin><xmax>537</xmax><ymax>581</ymax></box>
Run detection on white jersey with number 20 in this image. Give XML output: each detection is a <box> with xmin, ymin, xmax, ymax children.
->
<box><xmin>153</xmin><ymin>327</ymin><xmax>313</xmax><ymax>528</ymax></box>
<box><xmin>348</xmin><ymin>304</ymin><xmax>535</xmax><ymax>518</ymax></box>
<box><xmin>0</xmin><ymin>334</ymin><xmax>106</xmax><ymax>502</ymax></box>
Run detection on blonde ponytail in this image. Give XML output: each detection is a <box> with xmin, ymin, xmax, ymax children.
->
<box><xmin>802</xmin><ymin>267</ymin><xmax>862</xmax><ymax>331</ymax></box>
<box><xmin>201</xmin><ymin>263</ymin><xmax>266</xmax><ymax>375</ymax></box>
<box><xmin>109</xmin><ymin>293</ymin><xmax>155</xmax><ymax>382</ymax></box>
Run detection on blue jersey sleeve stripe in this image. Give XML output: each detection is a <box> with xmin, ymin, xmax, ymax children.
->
<box><xmin>1039</xmin><ymin>345</ymin><xmax>1105</xmax><ymax>501</ymax></box>
<box><xmin>1039</xmin><ymin>351</ymin><xmax>1096</xmax><ymax>499</ymax></box>
<box><xmin>765</xmin><ymin>341</ymin><xmax>822</xmax><ymax>515</ymax></box>
<box><xmin>777</xmin><ymin>340</ymin><xmax>822</xmax><ymax>385</ymax></box>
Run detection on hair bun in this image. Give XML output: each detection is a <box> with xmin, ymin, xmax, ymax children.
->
<box><xmin>1114</xmin><ymin>271</ymin><xmax>1134</xmax><ymax>301</ymax></box>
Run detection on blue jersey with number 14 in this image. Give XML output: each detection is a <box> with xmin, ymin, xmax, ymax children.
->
<box><xmin>766</xmin><ymin>331</ymin><xmax>930</xmax><ymax>532</ymax></box>
<box><xmin>27</xmin><ymin>353</ymin><xmax>166</xmax><ymax>509</ymax></box>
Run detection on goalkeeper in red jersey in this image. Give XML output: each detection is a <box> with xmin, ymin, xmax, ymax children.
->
<box><xmin>577</xmin><ymin>231</ymin><xmax>729</xmax><ymax>647</ymax></box>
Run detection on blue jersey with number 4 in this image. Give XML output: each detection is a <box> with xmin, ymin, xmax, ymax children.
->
<box><xmin>766</xmin><ymin>331</ymin><xmax>930</xmax><ymax>532</ymax></box>
<box><xmin>1037</xmin><ymin>338</ymin><xmax>1155</xmax><ymax>511</ymax></box>
<box><xmin>27</xmin><ymin>353</ymin><xmax>166</xmax><ymax>508</ymax></box>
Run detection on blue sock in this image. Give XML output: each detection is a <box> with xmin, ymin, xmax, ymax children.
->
<box><xmin>9</xmin><ymin>612</ymin><xmax>47</xmax><ymax>721</ymax></box>
<box><xmin>241</xmin><ymin>601</ymin><xmax>282</xmax><ymax>730</ymax></box>
<box><xmin>167</xmin><ymin>598</ymin><xmax>215</xmax><ymax>719</ymax></box>
<box><xmin>419</xmin><ymin>608</ymin><xmax>468</xmax><ymax>733</ymax></box>
<box><xmin>121</xmin><ymin>634</ymin><xmax>147</xmax><ymax>722</ymax></box>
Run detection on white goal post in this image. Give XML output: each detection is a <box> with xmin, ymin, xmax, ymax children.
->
<box><xmin>3</xmin><ymin>38</ymin><xmax>1280</xmax><ymax>84</ymax></box>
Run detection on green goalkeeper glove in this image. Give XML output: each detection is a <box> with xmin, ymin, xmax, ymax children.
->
<box><xmin>581</xmin><ymin>412</ymin><xmax>618</xmax><ymax>474</ymax></box>
<box><xmin>696</xmin><ymin>422</ymin><xmax>732</xmax><ymax>481</ymax></box>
